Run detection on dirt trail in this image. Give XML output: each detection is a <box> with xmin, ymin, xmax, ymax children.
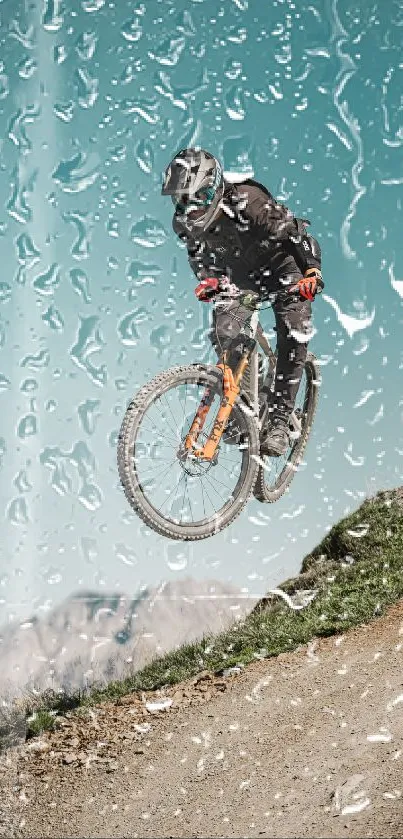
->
<box><xmin>3</xmin><ymin>602</ymin><xmax>403</xmax><ymax>839</ymax></box>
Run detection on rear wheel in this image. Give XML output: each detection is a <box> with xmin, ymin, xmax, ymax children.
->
<box><xmin>117</xmin><ymin>364</ymin><xmax>260</xmax><ymax>540</ymax></box>
<box><xmin>253</xmin><ymin>353</ymin><xmax>320</xmax><ymax>503</ymax></box>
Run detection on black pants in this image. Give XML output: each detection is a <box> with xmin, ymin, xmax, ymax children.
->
<box><xmin>209</xmin><ymin>281</ymin><xmax>313</xmax><ymax>423</ymax></box>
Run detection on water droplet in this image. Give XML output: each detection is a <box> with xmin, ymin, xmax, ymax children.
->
<box><xmin>0</xmin><ymin>73</ymin><xmax>9</xmax><ymax>100</ymax></box>
<box><xmin>109</xmin><ymin>145</ymin><xmax>126</xmax><ymax>162</ymax></box>
<box><xmin>149</xmin><ymin>36</ymin><xmax>186</xmax><ymax>67</ymax></box>
<box><xmin>176</xmin><ymin>110</ymin><xmax>201</xmax><ymax>150</ymax></box>
<box><xmin>126</xmin><ymin>260</ymin><xmax>161</xmax><ymax>286</ymax></box>
<box><xmin>53</xmin><ymin>151</ymin><xmax>100</xmax><ymax>193</ymax></box>
<box><xmin>117</xmin><ymin>311</ymin><xmax>141</xmax><ymax>346</ymax></box>
<box><xmin>18</xmin><ymin>56</ymin><xmax>37</xmax><ymax>79</ymax></box>
<box><xmin>70</xmin><ymin>268</ymin><xmax>91</xmax><ymax>302</ymax></box>
<box><xmin>107</xmin><ymin>218</ymin><xmax>120</xmax><ymax>237</ymax></box>
<box><xmin>322</xmin><ymin>294</ymin><xmax>375</xmax><ymax>338</ymax></box>
<box><xmin>40</xmin><ymin>446</ymin><xmax>73</xmax><ymax>496</ymax></box>
<box><xmin>176</xmin><ymin>10</ymin><xmax>196</xmax><ymax>36</ymax></box>
<box><xmin>274</xmin><ymin>43</ymin><xmax>292</xmax><ymax>66</ymax></box>
<box><xmin>54</xmin><ymin>44</ymin><xmax>68</xmax><ymax>64</ymax></box>
<box><xmin>0</xmin><ymin>374</ymin><xmax>11</xmax><ymax>392</ymax></box>
<box><xmin>122</xmin><ymin>96</ymin><xmax>159</xmax><ymax>124</ymax></box>
<box><xmin>17</xmin><ymin>414</ymin><xmax>38</xmax><ymax>439</ymax></box>
<box><xmin>8</xmin><ymin>105</ymin><xmax>41</xmax><ymax>152</ymax></box>
<box><xmin>0</xmin><ymin>437</ymin><xmax>6</xmax><ymax>468</ymax></box>
<box><xmin>332</xmin><ymin>774</ymin><xmax>371</xmax><ymax>816</ymax></box>
<box><xmin>109</xmin><ymin>429</ymin><xmax>119</xmax><ymax>446</ymax></box>
<box><xmin>75</xmin><ymin>67</ymin><xmax>99</xmax><ymax>109</ymax></box>
<box><xmin>32</xmin><ymin>263</ymin><xmax>61</xmax><ymax>296</ymax></box>
<box><xmin>9</xmin><ymin>21</ymin><xmax>35</xmax><ymax>49</ymax></box>
<box><xmin>70</xmin><ymin>315</ymin><xmax>107</xmax><ymax>386</ymax></box>
<box><xmin>367</xmin><ymin>728</ymin><xmax>392</xmax><ymax>743</ymax></box>
<box><xmin>169</xmin><ymin>68</ymin><xmax>208</xmax><ymax>108</ymax></box>
<box><xmin>112</xmin><ymin>190</ymin><xmax>126</xmax><ymax>206</ymax></box>
<box><xmin>165</xmin><ymin>545</ymin><xmax>188</xmax><ymax>571</ymax></box>
<box><xmin>0</xmin><ymin>283</ymin><xmax>11</xmax><ymax>303</ymax></box>
<box><xmin>46</xmin><ymin>570</ymin><xmax>62</xmax><ymax>585</ymax></box>
<box><xmin>15</xmin><ymin>232</ymin><xmax>41</xmax><ymax>267</ymax></box>
<box><xmin>21</xmin><ymin>349</ymin><xmax>50</xmax><ymax>370</ymax></box>
<box><xmin>130</xmin><ymin>216</ymin><xmax>167</xmax><ymax>248</ymax></box>
<box><xmin>7</xmin><ymin>497</ymin><xmax>30</xmax><ymax>525</ymax></box>
<box><xmin>14</xmin><ymin>470</ymin><xmax>32</xmax><ymax>493</ymax></box>
<box><xmin>54</xmin><ymin>101</ymin><xmax>74</xmax><ymax>122</ymax></box>
<box><xmin>82</xmin><ymin>0</ymin><xmax>105</xmax><ymax>10</ymax></box>
<box><xmin>42</xmin><ymin>305</ymin><xmax>64</xmax><ymax>331</ymax></box>
<box><xmin>63</xmin><ymin>211</ymin><xmax>92</xmax><ymax>260</ymax></box>
<box><xmin>227</xmin><ymin>26</ymin><xmax>247</xmax><ymax>44</ymax></box>
<box><xmin>79</xmin><ymin>482</ymin><xmax>103</xmax><ymax>511</ymax></box>
<box><xmin>42</xmin><ymin>0</ymin><xmax>64</xmax><ymax>31</ymax></box>
<box><xmin>150</xmin><ymin>324</ymin><xmax>171</xmax><ymax>356</ymax></box>
<box><xmin>81</xmin><ymin>536</ymin><xmax>98</xmax><ymax>562</ymax></box>
<box><xmin>222</xmin><ymin>134</ymin><xmax>255</xmax><ymax>175</ymax></box>
<box><xmin>135</xmin><ymin>139</ymin><xmax>154</xmax><ymax>174</ymax></box>
<box><xmin>225</xmin><ymin>85</ymin><xmax>246</xmax><ymax>120</ymax></box>
<box><xmin>7</xmin><ymin>164</ymin><xmax>36</xmax><ymax>223</ymax></box>
<box><xmin>14</xmin><ymin>266</ymin><xmax>27</xmax><ymax>286</ymax></box>
<box><xmin>145</xmin><ymin>698</ymin><xmax>172</xmax><ymax>713</ymax></box>
<box><xmin>77</xmin><ymin>399</ymin><xmax>101</xmax><ymax>434</ymax></box>
<box><xmin>121</xmin><ymin>16</ymin><xmax>142</xmax><ymax>42</ymax></box>
<box><xmin>114</xmin><ymin>543</ymin><xmax>137</xmax><ymax>566</ymax></box>
<box><xmin>75</xmin><ymin>31</ymin><xmax>97</xmax><ymax>60</ymax></box>
<box><xmin>20</xmin><ymin>378</ymin><xmax>38</xmax><ymax>393</ymax></box>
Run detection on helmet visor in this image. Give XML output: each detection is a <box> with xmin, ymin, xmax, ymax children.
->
<box><xmin>173</xmin><ymin>185</ymin><xmax>217</xmax><ymax>215</ymax></box>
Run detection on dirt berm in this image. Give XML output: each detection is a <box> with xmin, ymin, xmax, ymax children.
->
<box><xmin>2</xmin><ymin>598</ymin><xmax>403</xmax><ymax>838</ymax></box>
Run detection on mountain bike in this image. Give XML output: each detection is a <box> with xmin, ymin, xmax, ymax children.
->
<box><xmin>117</xmin><ymin>292</ymin><xmax>321</xmax><ymax>541</ymax></box>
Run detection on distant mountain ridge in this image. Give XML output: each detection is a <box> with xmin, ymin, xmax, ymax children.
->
<box><xmin>0</xmin><ymin>578</ymin><xmax>256</xmax><ymax>700</ymax></box>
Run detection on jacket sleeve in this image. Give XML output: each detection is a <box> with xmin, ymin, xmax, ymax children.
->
<box><xmin>246</xmin><ymin>189</ymin><xmax>322</xmax><ymax>274</ymax></box>
<box><xmin>172</xmin><ymin>216</ymin><xmax>214</xmax><ymax>281</ymax></box>
<box><xmin>288</xmin><ymin>223</ymin><xmax>322</xmax><ymax>274</ymax></box>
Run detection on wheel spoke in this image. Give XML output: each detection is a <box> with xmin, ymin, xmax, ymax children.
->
<box><xmin>161</xmin><ymin>392</ymin><xmax>183</xmax><ymax>439</ymax></box>
<box><xmin>202</xmin><ymin>473</ymin><xmax>229</xmax><ymax>503</ymax></box>
<box><xmin>199</xmin><ymin>476</ymin><xmax>219</xmax><ymax>517</ymax></box>
<box><xmin>139</xmin><ymin>417</ymin><xmax>178</xmax><ymax>447</ymax></box>
<box><xmin>124</xmin><ymin>371</ymin><xmax>254</xmax><ymax>531</ymax></box>
<box><xmin>159</xmin><ymin>471</ymin><xmax>186</xmax><ymax>512</ymax></box>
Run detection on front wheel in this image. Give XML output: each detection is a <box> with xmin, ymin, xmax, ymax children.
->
<box><xmin>253</xmin><ymin>352</ymin><xmax>320</xmax><ymax>503</ymax></box>
<box><xmin>117</xmin><ymin>364</ymin><xmax>260</xmax><ymax>541</ymax></box>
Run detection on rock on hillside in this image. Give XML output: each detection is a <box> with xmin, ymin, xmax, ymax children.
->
<box><xmin>0</xmin><ymin>578</ymin><xmax>256</xmax><ymax>700</ymax></box>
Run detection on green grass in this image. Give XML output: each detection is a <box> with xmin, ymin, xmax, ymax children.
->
<box><xmin>3</xmin><ymin>489</ymin><xmax>403</xmax><ymax>747</ymax></box>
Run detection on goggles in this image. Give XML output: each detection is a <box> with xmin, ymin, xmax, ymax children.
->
<box><xmin>173</xmin><ymin>184</ymin><xmax>217</xmax><ymax>215</ymax></box>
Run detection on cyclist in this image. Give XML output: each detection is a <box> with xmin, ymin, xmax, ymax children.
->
<box><xmin>161</xmin><ymin>147</ymin><xmax>323</xmax><ymax>456</ymax></box>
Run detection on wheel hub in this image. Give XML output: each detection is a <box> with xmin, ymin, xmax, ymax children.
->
<box><xmin>177</xmin><ymin>444</ymin><xmax>218</xmax><ymax>476</ymax></box>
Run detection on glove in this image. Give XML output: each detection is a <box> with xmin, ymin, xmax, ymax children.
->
<box><xmin>194</xmin><ymin>277</ymin><xmax>240</xmax><ymax>302</ymax></box>
<box><xmin>195</xmin><ymin>277</ymin><xmax>220</xmax><ymax>302</ymax></box>
<box><xmin>289</xmin><ymin>268</ymin><xmax>324</xmax><ymax>302</ymax></box>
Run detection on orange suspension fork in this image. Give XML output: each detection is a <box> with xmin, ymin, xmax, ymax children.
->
<box><xmin>184</xmin><ymin>353</ymin><xmax>251</xmax><ymax>460</ymax></box>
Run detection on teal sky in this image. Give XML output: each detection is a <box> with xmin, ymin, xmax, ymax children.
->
<box><xmin>1</xmin><ymin>0</ymin><xmax>403</xmax><ymax>624</ymax></box>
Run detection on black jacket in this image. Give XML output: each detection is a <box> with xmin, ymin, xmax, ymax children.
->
<box><xmin>172</xmin><ymin>180</ymin><xmax>322</xmax><ymax>298</ymax></box>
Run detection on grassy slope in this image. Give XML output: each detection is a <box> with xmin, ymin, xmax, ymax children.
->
<box><xmin>5</xmin><ymin>489</ymin><xmax>403</xmax><ymax>742</ymax></box>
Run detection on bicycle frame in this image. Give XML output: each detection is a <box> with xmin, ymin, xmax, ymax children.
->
<box><xmin>183</xmin><ymin>294</ymin><xmax>304</xmax><ymax>461</ymax></box>
<box><xmin>184</xmin><ymin>303</ymin><xmax>264</xmax><ymax>461</ymax></box>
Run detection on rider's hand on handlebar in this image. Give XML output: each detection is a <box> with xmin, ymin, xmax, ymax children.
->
<box><xmin>195</xmin><ymin>277</ymin><xmax>240</xmax><ymax>303</ymax></box>
<box><xmin>289</xmin><ymin>268</ymin><xmax>324</xmax><ymax>302</ymax></box>
<box><xmin>195</xmin><ymin>277</ymin><xmax>220</xmax><ymax>302</ymax></box>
